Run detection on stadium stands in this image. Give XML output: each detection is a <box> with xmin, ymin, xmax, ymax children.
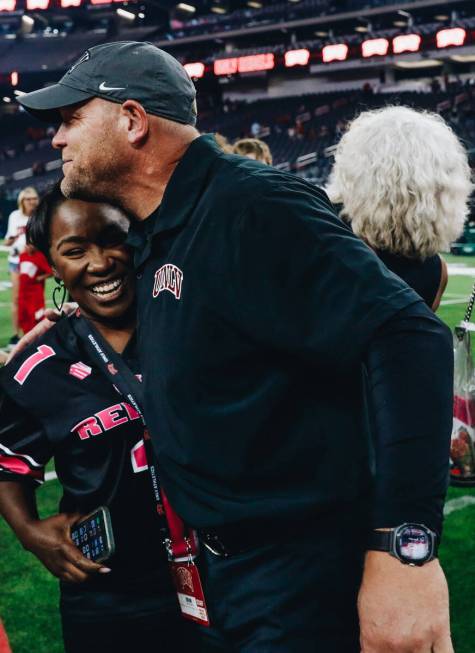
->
<box><xmin>1</xmin><ymin>80</ymin><xmax>474</xmax><ymax>198</ymax></box>
<box><xmin>0</xmin><ymin>0</ymin><xmax>474</xmax><ymax>216</ymax></box>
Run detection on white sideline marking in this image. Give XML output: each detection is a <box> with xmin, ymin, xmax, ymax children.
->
<box><xmin>447</xmin><ymin>265</ymin><xmax>475</xmax><ymax>277</ymax></box>
<box><xmin>443</xmin><ymin>293</ymin><xmax>468</xmax><ymax>298</ymax></box>
<box><xmin>44</xmin><ymin>470</ymin><xmax>57</xmax><ymax>482</ymax></box>
<box><xmin>443</xmin><ymin>495</ymin><xmax>475</xmax><ymax>516</ymax></box>
<box><xmin>440</xmin><ymin>298</ymin><xmax>471</xmax><ymax>306</ymax></box>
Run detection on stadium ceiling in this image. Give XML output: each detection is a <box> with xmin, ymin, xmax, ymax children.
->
<box><xmin>0</xmin><ymin>0</ymin><xmax>472</xmax><ymax>22</ymax></box>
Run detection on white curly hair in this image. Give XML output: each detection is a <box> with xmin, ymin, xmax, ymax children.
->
<box><xmin>326</xmin><ymin>105</ymin><xmax>473</xmax><ymax>259</ymax></box>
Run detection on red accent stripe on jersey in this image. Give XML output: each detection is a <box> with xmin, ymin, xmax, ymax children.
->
<box><xmin>454</xmin><ymin>395</ymin><xmax>475</xmax><ymax>427</ymax></box>
<box><xmin>0</xmin><ymin>443</ymin><xmax>42</xmax><ymax>468</ymax></box>
<box><xmin>0</xmin><ymin>456</ymin><xmax>44</xmax><ymax>481</ymax></box>
<box><xmin>14</xmin><ymin>345</ymin><xmax>56</xmax><ymax>386</ymax></box>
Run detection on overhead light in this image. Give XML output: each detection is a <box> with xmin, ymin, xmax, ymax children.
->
<box><xmin>3</xmin><ymin>97</ymin><xmax>11</xmax><ymax>103</ymax></box>
<box><xmin>451</xmin><ymin>53</ymin><xmax>475</xmax><ymax>63</ymax></box>
<box><xmin>116</xmin><ymin>7</ymin><xmax>135</xmax><ymax>20</ymax></box>
<box><xmin>322</xmin><ymin>43</ymin><xmax>348</xmax><ymax>63</ymax></box>
<box><xmin>247</xmin><ymin>0</ymin><xmax>262</xmax><ymax>7</ymax></box>
<box><xmin>21</xmin><ymin>14</ymin><xmax>34</xmax><ymax>33</ymax></box>
<box><xmin>436</xmin><ymin>27</ymin><xmax>466</xmax><ymax>48</ymax></box>
<box><xmin>393</xmin><ymin>20</ymin><xmax>407</xmax><ymax>27</ymax></box>
<box><xmin>184</xmin><ymin>62</ymin><xmax>205</xmax><ymax>78</ymax></box>
<box><xmin>355</xmin><ymin>25</ymin><xmax>368</xmax><ymax>33</ymax></box>
<box><xmin>26</xmin><ymin>0</ymin><xmax>49</xmax><ymax>9</ymax></box>
<box><xmin>138</xmin><ymin>11</ymin><xmax>145</xmax><ymax>17</ymax></box>
<box><xmin>393</xmin><ymin>33</ymin><xmax>421</xmax><ymax>54</ymax></box>
<box><xmin>434</xmin><ymin>14</ymin><xmax>449</xmax><ymax>21</ymax></box>
<box><xmin>395</xmin><ymin>59</ymin><xmax>442</xmax><ymax>69</ymax></box>
<box><xmin>314</xmin><ymin>30</ymin><xmax>328</xmax><ymax>37</ymax></box>
<box><xmin>176</xmin><ymin>2</ymin><xmax>196</xmax><ymax>13</ymax></box>
<box><xmin>288</xmin><ymin>0</ymin><xmax>301</xmax><ymax>3</ymax></box>
<box><xmin>211</xmin><ymin>5</ymin><xmax>226</xmax><ymax>12</ymax></box>
<box><xmin>362</xmin><ymin>38</ymin><xmax>389</xmax><ymax>58</ymax></box>
<box><xmin>0</xmin><ymin>0</ymin><xmax>16</xmax><ymax>10</ymax></box>
<box><xmin>10</xmin><ymin>71</ymin><xmax>18</xmax><ymax>86</ymax></box>
<box><xmin>284</xmin><ymin>48</ymin><xmax>310</xmax><ymax>67</ymax></box>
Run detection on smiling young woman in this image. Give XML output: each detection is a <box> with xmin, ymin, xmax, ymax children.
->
<box><xmin>0</xmin><ymin>184</ymin><xmax>223</xmax><ymax>653</ymax></box>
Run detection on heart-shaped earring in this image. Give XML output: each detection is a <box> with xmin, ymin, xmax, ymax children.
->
<box><xmin>52</xmin><ymin>279</ymin><xmax>67</xmax><ymax>313</ymax></box>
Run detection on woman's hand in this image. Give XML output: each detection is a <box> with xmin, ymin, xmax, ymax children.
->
<box><xmin>21</xmin><ymin>513</ymin><xmax>110</xmax><ymax>583</ymax></box>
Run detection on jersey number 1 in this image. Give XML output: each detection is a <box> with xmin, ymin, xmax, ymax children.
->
<box><xmin>14</xmin><ymin>345</ymin><xmax>56</xmax><ymax>386</ymax></box>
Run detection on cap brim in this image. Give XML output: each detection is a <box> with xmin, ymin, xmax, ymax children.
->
<box><xmin>17</xmin><ymin>83</ymin><xmax>94</xmax><ymax>123</ymax></box>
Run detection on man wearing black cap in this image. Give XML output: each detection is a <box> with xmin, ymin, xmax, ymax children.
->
<box><xmin>18</xmin><ymin>41</ymin><xmax>454</xmax><ymax>653</ymax></box>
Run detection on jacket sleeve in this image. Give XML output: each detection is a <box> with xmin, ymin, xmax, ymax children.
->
<box><xmin>365</xmin><ymin>301</ymin><xmax>453</xmax><ymax>537</ymax></box>
<box><xmin>0</xmin><ymin>390</ymin><xmax>52</xmax><ymax>487</ymax></box>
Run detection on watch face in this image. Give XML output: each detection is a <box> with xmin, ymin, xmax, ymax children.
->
<box><xmin>397</xmin><ymin>526</ymin><xmax>430</xmax><ymax>562</ymax></box>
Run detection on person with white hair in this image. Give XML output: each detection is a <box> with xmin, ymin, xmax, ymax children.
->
<box><xmin>326</xmin><ymin>105</ymin><xmax>473</xmax><ymax>311</ymax></box>
<box><xmin>4</xmin><ymin>186</ymin><xmax>39</xmax><ymax>346</ymax></box>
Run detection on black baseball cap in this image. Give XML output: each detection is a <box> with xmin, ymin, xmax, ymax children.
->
<box><xmin>18</xmin><ymin>41</ymin><xmax>197</xmax><ymax>126</ymax></box>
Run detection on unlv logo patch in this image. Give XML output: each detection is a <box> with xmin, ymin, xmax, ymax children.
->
<box><xmin>153</xmin><ymin>264</ymin><xmax>183</xmax><ymax>300</ymax></box>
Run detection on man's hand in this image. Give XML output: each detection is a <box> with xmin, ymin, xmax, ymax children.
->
<box><xmin>19</xmin><ymin>513</ymin><xmax>110</xmax><ymax>583</ymax></box>
<box><xmin>358</xmin><ymin>551</ymin><xmax>453</xmax><ymax>653</ymax></box>
<box><xmin>6</xmin><ymin>303</ymin><xmax>77</xmax><ymax>363</ymax></box>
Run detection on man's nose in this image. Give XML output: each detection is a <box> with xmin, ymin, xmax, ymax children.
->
<box><xmin>52</xmin><ymin>125</ymin><xmax>66</xmax><ymax>150</ymax></box>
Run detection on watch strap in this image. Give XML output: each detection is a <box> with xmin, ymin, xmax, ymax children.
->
<box><xmin>367</xmin><ymin>529</ymin><xmax>393</xmax><ymax>552</ymax></box>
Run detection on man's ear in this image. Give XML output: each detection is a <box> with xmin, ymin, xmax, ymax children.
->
<box><xmin>120</xmin><ymin>100</ymin><xmax>149</xmax><ymax>146</ymax></box>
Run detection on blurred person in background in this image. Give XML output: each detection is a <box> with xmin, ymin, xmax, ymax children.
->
<box><xmin>232</xmin><ymin>137</ymin><xmax>273</xmax><ymax>164</ymax></box>
<box><xmin>17</xmin><ymin>238</ymin><xmax>52</xmax><ymax>334</ymax></box>
<box><xmin>4</xmin><ymin>187</ymin><xmax>39</xmax><ymax>346</ymax></box>
<box><xmin>213</xmin><ymin>132</ymin><xmax>233</xmax><ymax>153</ymax></box>
<box><xmin>326</xmin><ymin>106</ymin><xmax>473</xmax><ymax>311</ymax></box>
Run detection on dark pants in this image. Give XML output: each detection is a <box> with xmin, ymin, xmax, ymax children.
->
<box><xmin>196</xmin><ymin>509</ymin><xmax>367</xmax><ymax>652</ymax></box>
<box><xmin>62</xmin><ymin>609</ymin><xmax>227</xmax><ymax>653</ymax></box>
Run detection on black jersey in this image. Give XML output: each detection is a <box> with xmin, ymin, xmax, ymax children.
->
<box><xmin>375</xmin><ymin>249</ymin><xmax>442</xmax><ymax>308</ymax></box>
<box><xmin>0</xmin><ymin>314</ymin><xmax>174</xmax><ymax>620</ymax></box>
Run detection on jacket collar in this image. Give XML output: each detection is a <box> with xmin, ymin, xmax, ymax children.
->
<box><xmin>153</xmin><ymin>133</ymin><xmax>222</xmax><ymax>236</ymax></box>
<box><xmin>127</xmin><ymin>133</ymin><xmax>222</xmax><ymax>267</ymax></box>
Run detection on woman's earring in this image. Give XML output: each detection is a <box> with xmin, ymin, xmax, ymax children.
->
<box><xmin>52</xmin><ymin>279</ymin><xmax>67</xmax><ymax>313</ymax></box>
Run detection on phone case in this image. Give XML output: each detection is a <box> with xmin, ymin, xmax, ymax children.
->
<box><xmin>71</xmin><ymin>505</ymin><xmax>116</xmax><ymax>563</ymax></box>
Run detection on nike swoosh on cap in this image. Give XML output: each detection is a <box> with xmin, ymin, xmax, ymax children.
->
<box><xmin>99</xmin><ymin>82</ymin><xmax>126</xmax><ymax>91</ymax></box>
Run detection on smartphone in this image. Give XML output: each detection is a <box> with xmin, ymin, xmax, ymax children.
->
<box><xmin>70</xmin><ymin>506</ymin><xmax>115</xmax><ymax>563</ymax></box>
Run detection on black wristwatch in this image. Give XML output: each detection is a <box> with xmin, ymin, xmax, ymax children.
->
<box><xmin>367</xmin><ymin>523</ymin><xmax>438</xmax><ymax>566</ymax></box>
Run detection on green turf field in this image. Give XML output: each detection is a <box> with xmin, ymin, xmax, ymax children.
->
<box><xmin>0</xmin><ymin>251</ymin><xmax>474</xmax><ymax>653</ymax></box>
